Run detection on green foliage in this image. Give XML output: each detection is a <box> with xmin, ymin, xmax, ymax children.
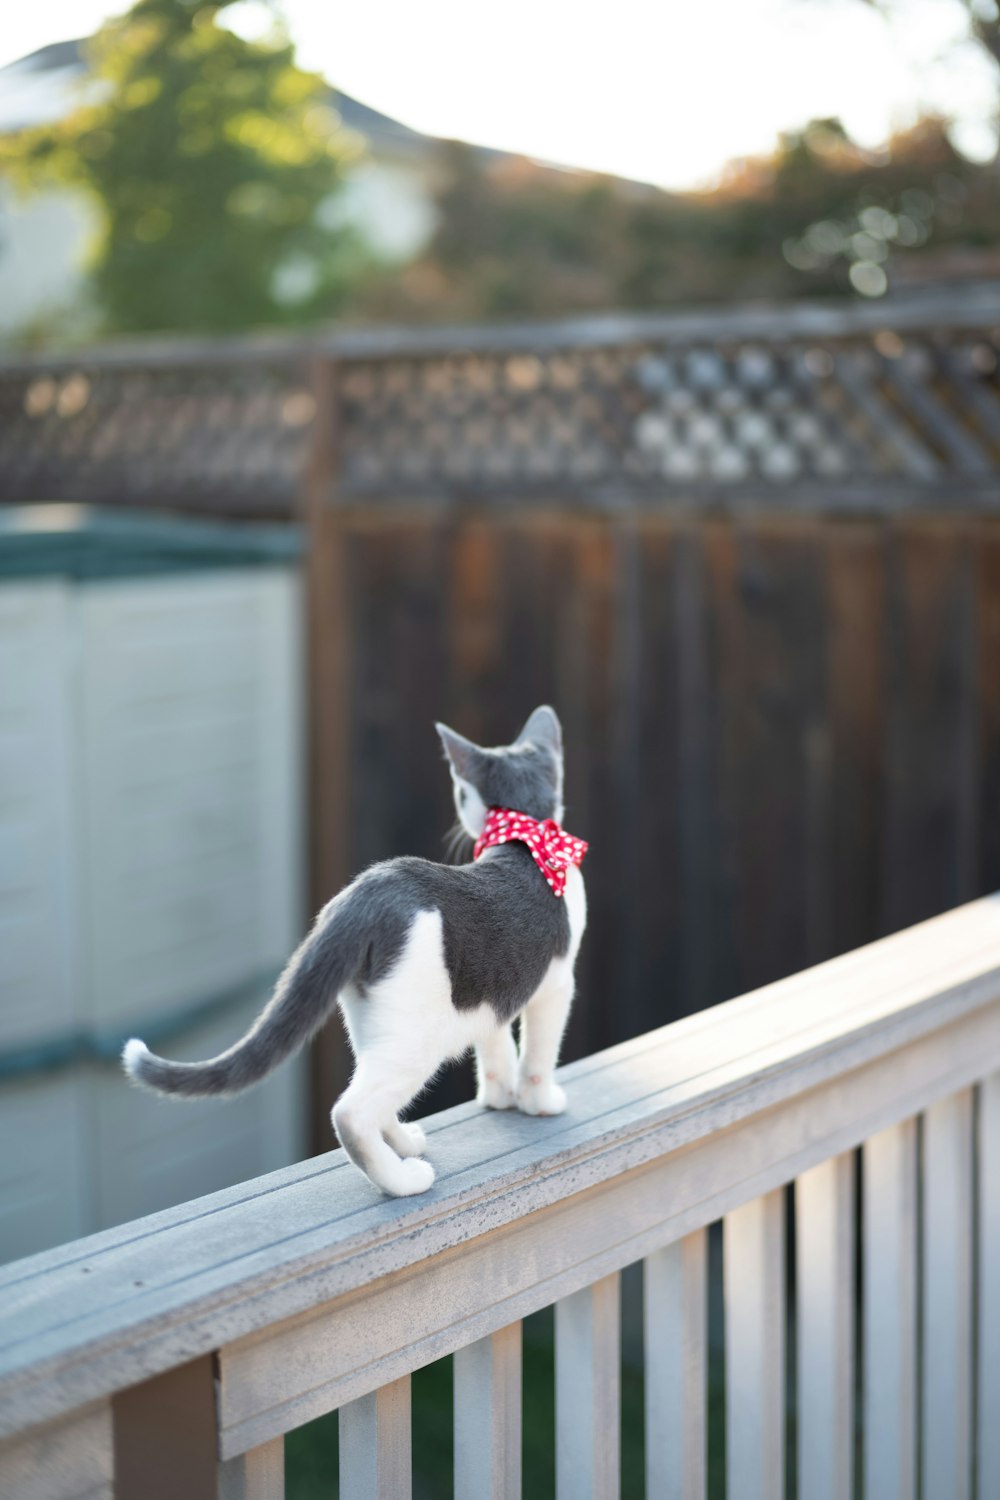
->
<box><xmin>1</xmin><ymin>0</ymin><xmax>367</xmax><ymax>334</ymax></box>
<box><xmin>4</xmin><ymin>0</ymin><xmax>998</xmax><ymax>337</ymax></box>
<box><xmin>282</xmin><ymin>1306</ymin><xmax>656</xmax><ymax>1499</ymax></box>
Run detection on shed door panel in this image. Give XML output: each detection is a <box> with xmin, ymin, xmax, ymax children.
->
<box><xmin>0</xmin><ymin>582</ymin><xmax>79</xmax><ymax>1049</ymax></box>
<box><xmin>78</xmin><ymin>570</ymin><xmax>303</xmax><ymax>1030</ymax></box>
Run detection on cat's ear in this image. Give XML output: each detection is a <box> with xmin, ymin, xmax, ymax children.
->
<box><xmin>516</xmin><ymin>704</ymin><xmax>562</xmax><ymax>756</ymax></box>
<box><xmin>435</xmin><ymin>722</ymin><xmax>481</xmax><ymax>781</ymax></box>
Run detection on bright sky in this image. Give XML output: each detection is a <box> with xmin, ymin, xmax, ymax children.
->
<box><xmin>0</xmin><ymin>0</ymin><xmax>996</xmax><ymax>188</ymax></box>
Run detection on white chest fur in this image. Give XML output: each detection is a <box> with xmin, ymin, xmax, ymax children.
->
<box><xmin>563</xmin><ymin>864</ymin><xmax>587</xmax><ymax>964</ymax></box>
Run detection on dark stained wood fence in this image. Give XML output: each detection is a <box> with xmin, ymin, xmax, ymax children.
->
<box><xmin>4</xmin><ymin>294</ymin><xmax>1000</xmax><ymax>1130</ymax></box>
<box><xmin>298</xmin><ymin>294</ymin><xmax>1000</xmax><ymax>1121</ymax></box>
<box><xmin>307</xmin><ymin>504</ymin><xmax>1000</xmax><ymax>1115</ymax></box>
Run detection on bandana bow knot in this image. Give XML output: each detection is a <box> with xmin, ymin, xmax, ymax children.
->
<box><xmin>473</xmin><ymin>806</ymin><xmax>588</xmax><ymax>897</ymax></box>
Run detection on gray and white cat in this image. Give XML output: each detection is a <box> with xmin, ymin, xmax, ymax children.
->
<box><xmin>123</xmin><ymin>706</ymin><xmax>586</xmax><ymax>1197</ymax></box>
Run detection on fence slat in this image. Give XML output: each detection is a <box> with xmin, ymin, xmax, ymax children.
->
<box><xmin>980</xmin><ymin>1074</ymin><xmax>1000</xmax><ymax>1498</ymax></box>
<box><xmin>555</xmin><ymin>1274</ymin><xmax>620</xmax><ymax>1500</ymax></box>
<box><xmin>863</xmin><ymin>1119</ymin><xmax>917</xmax><ymax>1500</ymax></box>
<box><xmin>922</xmin><ymin>1090</ymin><xmax>973</xmax><ymax>1500</ymax></box>
<box><xmin>723</xmin><ymin>1190</ymin><xmax>785</xmax><ymax>1500</ymax></box>
<box><xmin>643</xmin><ymin>1231</ymin><xmax>706</xmax><ymax>1500</ymax></box>
<box><xmin>454</xmin><ymin>1324</ymin><xmax>522</xmax><ymax>1500</ymax></box>
<box><xmin>880</xmin><ymin>355</ymin><xmax>991</xmax><ymax>474</ymax></box>
<box><xmin>833</xmin><ymin>351</ymin><xmax>939</xmax><ymax>477</ymax></box>
<box><xmin>219</xmin><ymin>1438</ymin><xmax>285</xmax><ymax>1500</ymax></box>
<box><xmin>339</xmin><ymin>1377</ymin><xmax>411</xmax><ymax>1500</ymax></box>
<box><xmin>796</xmin><ymin>1152</ymin><xmax>854</xmax><ymax>1500</ymax></box>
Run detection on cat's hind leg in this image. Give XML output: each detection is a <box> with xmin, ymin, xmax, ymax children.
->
<box><xmin>383</xmin><ymin>1117</ymin><xmax>427</xmax><ymax>1158</ymax></box>
<box><xmin>517</xmin><ymin>970</ymin><xmax>574</xmax><ymax>1116</ymax></box>
<box><xmin>333</xmin><ymin>1049</ymin><xmax>441</xmax><ymax>1196</ymax></box>
<box><xmin>476</xmin><ymin>1023</ymin><xmax>518</xmax><ymax>1110</ymax></box>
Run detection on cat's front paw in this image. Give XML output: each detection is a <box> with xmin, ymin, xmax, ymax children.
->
<box><xmin>479</xmin><ymin>1074</ymin><xmax>517</xmax><ymax>1110</ymax></box>
<box><xmin>384</xmin><ymin>1157</ymin><xmax>436</xmax><ymax>1196</ymax></box>
<box><xmin>517</xmin><ymin>1077</ymin><xmax>567</xmax><ymax>1116</ymax></box>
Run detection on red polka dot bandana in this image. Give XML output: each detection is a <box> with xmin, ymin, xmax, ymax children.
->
<box><xmin>473</xmin><ymin>806</ymin><xmax>588</xmax><ymax>897</ymax></box>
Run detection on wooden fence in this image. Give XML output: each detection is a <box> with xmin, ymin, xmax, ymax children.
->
<box><xmin>5</xmin><ymin>287</ymin><xmax>1000</xmax><ymax>515</ymax></box>
<box><xmin>306</xmin><ymin>504</ymin><xmax>1000</xmax><ymax>1113</ymax></box>
<box><xmin>2</xmin><ymin>895</ymin><xmax>999</xmax><ymax>1499</ymax></box>
<box><xmin>3</xmin><ymin>292</ymin><xmax>1000</xmax><ymax>1125</ymax></box>
<box><xmin>300</xmin><ymin>293</ymin><xmax>1000</xmax><ymax>1116</ymax></box>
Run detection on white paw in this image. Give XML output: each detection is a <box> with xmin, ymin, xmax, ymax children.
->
<box><xmin>394</xmin><ymin>1120</ymin><xmax>427</xmax><ymax>1158</ymax></box>
<box><xmin>478</xmin><ymin>1075</ymin><xmax>517</xmax><ymax>1110</ymax></box>
<box><xmin>517</xmin><ymin>1078</ymin><xmax>567</xmax><ymax>1116</ymax></box>
<box><xmin>384</xmin><ymin>1156</ymin><xmax>436</xmax><ymax>1197</ymax></box>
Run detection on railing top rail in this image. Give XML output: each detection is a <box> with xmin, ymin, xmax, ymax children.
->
<box><xmin>2</xmin><ymin>893</ymin><xmax>999</xmax><ymax>1443</ymax></box>
<box><xmin>326</xmin><ymin>286</ymin><xmax>1000</xmax><ymax>360</ymax></box>
<box><xmin>1</xmin><ymin>286</ymin><xmax>1000</xmax><ymax>374</ymax></box>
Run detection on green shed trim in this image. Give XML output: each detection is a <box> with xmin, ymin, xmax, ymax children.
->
<box><xmin>0</xmin><ymin>967</ymin><xmax>283</xmax><ymax>1084</ymax></box>
<box><xmin>0</xmin><ymin>504</ymin><xmax>302</xmax><ymax>580</ymax></box>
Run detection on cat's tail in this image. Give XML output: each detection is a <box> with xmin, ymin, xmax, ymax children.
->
<box><xmin>122</xmin><ymin>895</ymin><xmax>361</xmax><ymax>1099</ymax></box>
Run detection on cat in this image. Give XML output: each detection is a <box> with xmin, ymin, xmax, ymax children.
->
<box><xmin>122</xmin><ymin>705</ymin><xmax>588</xmax><ymax>1197</ymax></box>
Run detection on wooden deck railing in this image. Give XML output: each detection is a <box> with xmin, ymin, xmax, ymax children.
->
<box><xmin>2</xmin><ymin>894</ymin><xmax>1000</xmax><ymax>1499</ymax></box>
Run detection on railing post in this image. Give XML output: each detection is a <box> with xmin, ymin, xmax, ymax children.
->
<box><xmin>723</xmin><ymin>1190</ymin><xmax>785</xmax><ymax>1500</ymax></box>
<box><xmin>643</xmin><ymin>1231</ymin><xmax>706</xmax><ymax>1500</ymax></box>
<box><xmin>0</xmin><ymin>1401</ymin><xmax>113</xmax><ymax>1500</ymax></box>
<box><xmin>112</xmin><ymin>1355</ymin><xmax>219</xmax><ymax>1500</ymax></box>
<box><xmin>454</xmin><ymin>1323</ymin><xmax>522</xmax><ymax>1500</ymax></box>
<box><xmin>921</xmin><ymin>1090</ymin><xmax>973</xmax><ymax>1500</ymax></box>
<box><xmin>219</xmin><ymin>1438</ymin><xmax>285</xmax><ymax>1500</ymax></box>
<box><xmin>979</xmin><ymin>1073</ymin><xmax>1000</xmax><ymax>1498</ymax></box>
<box><xmin>555</xmin><ymin>1273</ymin><xmax>620</xmax><ymax>1500</ymax></box>
<box><xmin>339</xmin><ymin>1377</ymin><xmax>412</xmax><ymax>1500</ymax></box>
<box><xmin>863</xmin><ymin>1118</ymin><xmax>917</xmax><ymax>1500</ymax></box>
<box><xmin>796</xmin><ymin>1153</ymin><xmax>854</xmax><ymax>1500</ymax></box>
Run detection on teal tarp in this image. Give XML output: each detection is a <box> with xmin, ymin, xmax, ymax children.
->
<box><xmin>0</xmin><ymin>503</ymin><xmax>303</xmax><ymax>580</ymax></box>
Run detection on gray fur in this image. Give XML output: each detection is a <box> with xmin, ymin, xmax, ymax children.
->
<box><xmin>123</xmin><ymin>705</ymin><xmax>573</xmax><ymax>1099</ymax></box>
<box><xmin>333</xmin><ymin>1110</ymin><xmax>380</xmax><ymax>1182</ymax></box>
<box><xmin>436</xmin><ymin>707</ymin><xmax>563</xmax><ymax>823</ymax></box>
<box><xmin>351</xmin><ymin>846</ymin><xmax>569</xmax><ymax>1019</ymax></box>
<box><xmin>123</xmin><ymin>893</ymin><xmax>368</xmax><ymax>1097</ymax></box>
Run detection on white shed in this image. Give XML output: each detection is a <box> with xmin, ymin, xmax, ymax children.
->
<box><xmin>0</xmin><ymin>505</ymin><xmax>307</xmax><ymax>1262</ymax></box>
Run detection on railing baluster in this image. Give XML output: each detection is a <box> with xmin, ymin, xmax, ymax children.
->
<box><xmin>922</xmin><ymin>1090</ymin><xmax>973</xmax><ymax>1500</ymax></box>
<box><xmin>339</xmin><ymin>1377</ymin><xmax>411</xmax><ymax>1500</ymax></box>
<box><xmin>219</xmin><ymin>1438</ymin><xmax>285</xmax><ymax>1499</ymax></box>
<box><xmin>454</xmin><ymin>1323</ymin><xmax>522</xmax><ymax>1500</ymax></box>
<box><xmin>555</xmin><ymin>1274</ymin><xmax>620</xmax><ymax>1500</ymax></box>
<box><xmin>643</xmin><ymin>1231</ymin><xmax>706</xmax><ymax>1500</ymax></box>
<box><xmin>723</xmin><ymin>1190</ymin><xmax>785</xmax><ymax>1500</ymax></box>
<box><xmin>980</xmin><ymin>1073</ymin><xmax>1000</xmax><ymax>1497</ymax></box>
<box><xmin>863</xmin><ymin>1119</ymin><xmax>917</xmax><ymax>1500</ymax></box>
<box><xmin>796</xmin><ymin>1153</ymin><xmax>854</xmax><ymax>1500</ymax></box>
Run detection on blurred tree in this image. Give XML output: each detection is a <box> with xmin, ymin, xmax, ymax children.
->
<box><xmin>0</xmin><ymin>0</ymin><xmax>367</xmax><ymax>334</ymax></box>
<box><xmin>961</xmin><ymin>0</ymin><xmax>1000</xmax><ymax>74</ymax></box>
<box><xmin>351</xmin><ymin>114</ymin><xmax>1000</xmax><ymax>322</ymax></box>
<box><xmin>775</xmin><ymin>116</ymin><xmax>983</xmax><ymax>296</ymax></box>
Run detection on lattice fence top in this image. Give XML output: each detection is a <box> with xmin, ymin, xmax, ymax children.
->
<box><xmin>2</xmin><ymin>293</ymin><xmax>1000</xmax><ymax>515</ymax></box>
<box><xmin>0</xmin><ymin>348</ymin><xmax>314</xmax><ymax>516</ymax></box>
<box><xmin>334</xmin><ymin>296</ymin><xmax>1000</xmax><ymax>505</ymax></box>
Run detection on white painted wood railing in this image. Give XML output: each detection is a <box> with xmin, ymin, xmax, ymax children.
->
<box><xmin>3</xmin><ymin>894</ymin><xmax>1000</xmax><ymax>1500</ymax></box>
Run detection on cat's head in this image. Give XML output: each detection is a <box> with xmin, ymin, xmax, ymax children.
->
<box><xmin>436</xmin><ymin>705</ymin><xmax>564</xmax><ymax>838</ymax></box>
